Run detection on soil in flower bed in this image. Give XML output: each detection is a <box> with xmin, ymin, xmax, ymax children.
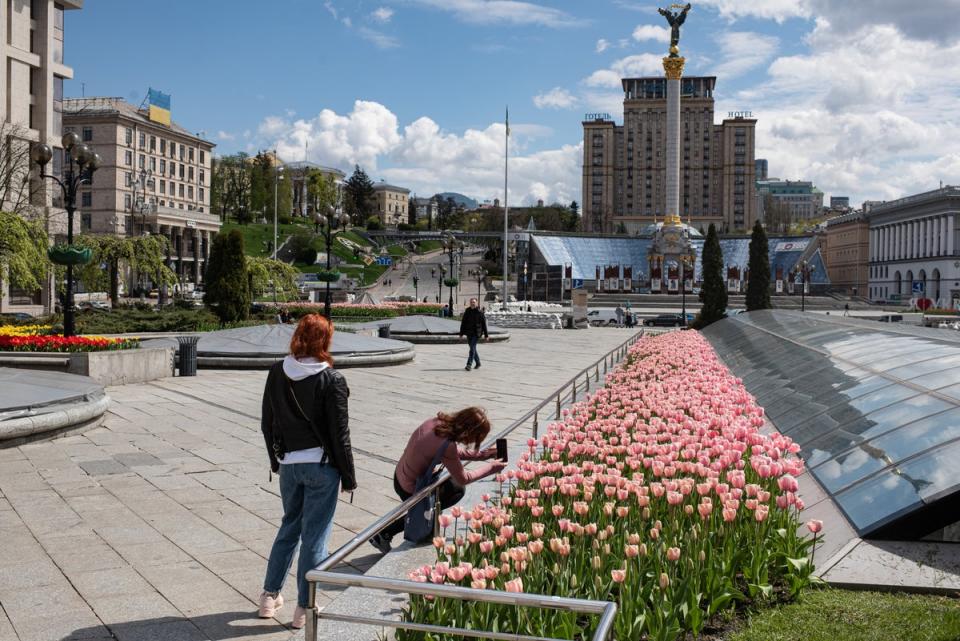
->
<box><xmin>401</xmin><ymin>331</ymin><xmax>820</xmax><ymax>641</ymax></box>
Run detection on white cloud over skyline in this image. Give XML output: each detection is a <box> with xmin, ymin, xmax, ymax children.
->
<box><xmin>533</xmin><ymin>87</ymin><xmax>578</xmax><ymax>110</ymax></box>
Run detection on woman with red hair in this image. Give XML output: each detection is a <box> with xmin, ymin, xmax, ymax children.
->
<box><xmin>258</xmin><ymin>314</ymin><xmax>356</xmax><ymax>629</ymax></box>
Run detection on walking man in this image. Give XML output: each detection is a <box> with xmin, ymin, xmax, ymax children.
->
<box><xmin>459</xmin><ymin>298</ymin><xmax>488</xmax><ymax>371</ymax></box>
<box><xmin>615</xmin><ymin>304</ymin><xmax>624</xmax><ymax>327</ymax></box>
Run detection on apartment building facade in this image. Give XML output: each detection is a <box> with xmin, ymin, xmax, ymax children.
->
<box><xmin>62</xmin><ymin>97</ymin><xmax>218</xmax><ymax>287</ymax></box>
<box><xmin>581</xmin><ymin>76</ymin><xmax>757</xmax><ymax>235</ymax></box>
<box><xmin>823</xmin><ymin>210</ymin><xmax>869</xmax><ymax>296</ymax></box>
<box><xmin>373</xmin><ymin>182</ymin><xmax>410</xmax><ymax>226</ymax></box>
<box><xmin>0</xmin><ymin>0</ymin><xmax>81</xmax><ymax>314</ymax></box>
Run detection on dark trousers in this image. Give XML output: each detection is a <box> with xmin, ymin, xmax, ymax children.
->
<box><xmin>383</xmin><ymin>474</ymin><xmax>465</xmax><ymax>540</ymax></box>
<box><xmin>466</xmin><ymin>335</ymin><xmax>481</xmax><ymax>367</ymax></box>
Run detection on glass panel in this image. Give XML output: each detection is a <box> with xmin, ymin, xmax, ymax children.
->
<box><xmin>909</xmin><ymin>368</ymin><xmax>960</xmax><ymax>390</ymax></box>
<box><xmin>835</xmin><ymin>471</ymin><xmax>919</xmax><ymax>533</ymax></box>
<box><xmin>869</xmin><ymin>408</ymin><xmax>960</xmax><ymax>463</ymax></box>
<box><xmin>886</xmin><ymin>353</ymin><xmax>960</xmax><ymax>380</ymax></box>
<box><xmin>937</xmin><ymin>383</ymin><xmax>960</xmax><ymax>402</ymax></box>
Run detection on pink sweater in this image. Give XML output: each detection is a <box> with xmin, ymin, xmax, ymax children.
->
<box><xmin>395</xmin><ymin>417</ymin><xmax>496</xmax><ymax>493</ymax></box>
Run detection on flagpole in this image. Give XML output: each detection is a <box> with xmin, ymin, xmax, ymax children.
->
<box><xmin>502</xmin><ymin>107</ymin><xmax>509</xmax><ymax>310</ymax></box>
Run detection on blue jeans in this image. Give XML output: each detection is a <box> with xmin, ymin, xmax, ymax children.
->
<box><xmin>263</xmin><ymin>462</ymin><xmax>340</xmax><ymax>607</ymax></box>
<box><xmin>466</xmin><ymin>336</ymin><xmax>481</xmax><ymax>368</ymax></box>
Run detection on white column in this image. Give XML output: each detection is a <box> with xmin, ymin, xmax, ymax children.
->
<box><xmin>947</xmin><ymin>214</ymin><xmax>953</xmax><ymax>256</ymax></box>
<box><xmin>942</xmin><ymin>216</ymin><xmax>949</xmax><ymax>255</ymax></box>
<box><xmin>895</xmin><ymin>224</ymin><xmax>902</xmax><ymax>260</ymax></box>
<box><xmin>665</xmin><ymin>70</ymin><xmax>681</xmax><ymax>218</ymax></box>
<box><xmin>883</xmin><ymin>226</ymin><xmax>889</xmax><ymax>261</ymax></box>
<box><xmin>911</xmin><ymin>221</ymin><xmax>918</xmax><ymax>258</ymax></box>
<box><xmin>926</xmin><ymin>218</ymin><xmax>932</xmax><ymax>257</ymax></box>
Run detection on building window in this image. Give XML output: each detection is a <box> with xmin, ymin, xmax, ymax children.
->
<box><xmin>81</xmin><ymin>214</ymin><xmax>92</xmax><ymax>231</ymax></box>
<box><xmin>170</xmin><ymin>161</ymin><xmax>176</xmax><ymax>176</ymax></box>
<box><xmin>160</xmin><ymin>159</ymin><xmax>166</xmax><ymax>174</ymax></box>
<box><xmin>179</xmin><ymin>164</ymin><xmax>184</xmax><ymax>179</ymax></box>
<box><xmin>179</xmin><ymin>144</ymin><xmax>185</xmax><ymax>160</ymax></box>
<box><xmin>138</xmin><ymin>155</ymin><xmax>145</xmax><ymax>169</ymax></box>
<box><xmin>124</xmin><ymin>150</ymin><xmax>132</xmax><ymax>166</ymax></box>
<box><xmin>199</xmin><ymin>170</ymin><xmax>205</xmax><ymax>185</ymax></box>
<box><xmin>125</xmin><ymin>172</ymin><xmax>132</xmax><ymax>187</ymax></box>
<box><xmin>160</xmin><ymin>179</ymin><xmax>166</xmax><ymax>194</ymax></box>
<box><xmin>81</xmin><ymin>192</ymin><xmax>92</xmax><ymax>207</ymax></box>
<box><xmin>160</xmin><ymin>139</ymin><xmax>166</xmax><ymax>154</ymax></box>
<box><xmin>188</xmin><ymin>186</ymin><xmax>194</xmax><ymax>199</ymax></box>
<box><xmin>199</xmin><ymin>150</ymin><xmax>205</xmax><ymax>164</ymax></box>
<box><xmin>169</xmin><ymin>182</ymin><xmax>175</xmax><ymax>196</ymax></box>
<box><xmin>189</xmin><ymin>147</ymin><xmax>195</xmax><ymax>162</ymax></box>
<box><xmin>149</xmin><ymin>136</ymin><xmax>156</xmax><ymax>151</ymax></box>
<box><xmin>188</xmin><ymin>167</ymin><xmax>194</xmax><ymax>182</ymax></box>
<box><xmin>125</xmin><ymin>128</ymin><xmax>133</xmax><ymax>145</ymax></box>
<box><xmin>82</xmin><ymin>127</ymin><xmax>93</xmax><ymax>142</ymax></box>
<box><xmin>178</xmin><ymin>184</ymin><xmax>184</xmax><ymax>197</ymax></box>
<box><xmin>199</xmin><ymin>188</ymin><xmax>205</xmax><ymax>202</ymax></box>
<box><xmin>124</xmin><ymin>193</ymin><xmax>132</xmax><ymax>210</ymax></box>
<box><xmin>139</xmin><ymin>132</ymin><xmax>146</xmax><ymax>148</ymax></box>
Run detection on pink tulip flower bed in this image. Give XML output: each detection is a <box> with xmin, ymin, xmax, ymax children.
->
<box><xmin>401</xmin><ymin>331</ymin><xmax>822</xmax><ymax>641</ymax></box>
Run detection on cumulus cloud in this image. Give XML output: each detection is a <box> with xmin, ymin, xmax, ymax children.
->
<box><xmin>257</xmin><ymin>101</ymin><xmax>579</xmax><ymax>205</ymax></box>
<box><xmin>731</xmin><ymin>21</ymin><xmax>960</xmax><ymax>203</ymax></box>
<box><xmin>533</xmin><ymin>87</ymin><xmax>578</xmax><ymax>110</ymax></box>
<box><xmin>216</xmin><ymin>130</ymin><xmax>235</xmax><ymax>141</ymax></box>
<box><xmin>407</xmin><ymin>0</ymin><xmax>579</xmax><ymax>27</ymax></box>
<box><xmin>710</xmin><ymin>31</ymin><xmax>779</xmax><ymax>78</ymax></box>
<box><xmin>693</xmin><ymin>0</ymin><xmax>810</xmax><ymax>23</ymax></box>
<box><xmin>371</xmin><ymin>6</ymin><xmax>394</xmax><ymax>23</ymax></box>
<box><xmin>631</xmin><ymin>24</ymin><xmax>670</xmax><ymax>43</ymax></box>
<box><xmin>595</xmin><ymin>38</ymin><xmax>610</xmax><ymax>53</ymax></box>
<box><xmin>583</xmin><ymin>53</ymin><xmax>663</xmax><ymax>88</ymax></box>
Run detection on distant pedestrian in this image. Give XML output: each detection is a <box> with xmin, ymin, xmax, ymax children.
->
<box><xmin>258</xmin><ymin>315</ymin><xmax>356</xmax><ymax>629</ymax></box>
<box><xmin>460</xmin><ymin>298</ymin><xmax>489</xmax><ymax>371</ymax></box>
<box><xmin>615</xmin><ymin>305</ymin><xmax>624</xmax><ymax>327</ymax></box>
<box><xmin>625</xmin><ymin>312</ymin><xmax>634</xmax><ymax>328</ymax></box>
<box><xmin>843</xmin><ymin>303</ymin><xmax>850</xmax><ymax>317</ymax></box>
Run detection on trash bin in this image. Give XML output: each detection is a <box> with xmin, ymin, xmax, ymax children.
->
<box><xmin>377</xmin><ymin>324</ymin><xmax>391</xmax><ymax>339</ymax></box>
<box><xmin>177</xmin><ymin>336</ymin><xmax>199</xmax><ymax>376</ymax></box>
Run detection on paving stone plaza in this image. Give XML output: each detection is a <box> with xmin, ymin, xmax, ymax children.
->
<box><xmin>0</xmin><ymin>329</ymin><xmax>633</xmax><ymax>641</ymax></box>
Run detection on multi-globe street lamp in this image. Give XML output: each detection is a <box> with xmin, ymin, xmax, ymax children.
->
<box><xmin>31</xmin><ymin>133</ymin><xmax>102</xmax><ymax>337</ymax></box>
<box><xmin>442</xmin><ymin>233</ymin><xmax>462</xmax><ymax>314</ymax></box>
<box><xmin>318</xmin><ymin>205</ymin><xmax>350</xmax><ymax>319</ymax></box>
<box><xmin>469</xmin><ymin>267</ymin><xmax>488</xmax><ymax>302</ymax></box>
<box><xmin>795</xmin><ymin>259</ymin><xmax>814</xmax><ymax>312</ymax></box>
<box><xmin>272</xmin><ymin>156</ymin><xmax>284</xmax><ymax>260</ymax></box>
<box><xmin>437</xmin><ymin>264</ymin><xmax>446</xmax><ymax>307</ymax></box>
<box><xmin>679</xmin><ymin>253</ymin><xmax>695</xmax><ymax>328</ymax></box>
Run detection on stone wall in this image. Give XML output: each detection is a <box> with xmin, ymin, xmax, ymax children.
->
<box><xmin>67</xmin><ymin>347</ymin><xmax>174</xmax><ymax>386</ymax></box>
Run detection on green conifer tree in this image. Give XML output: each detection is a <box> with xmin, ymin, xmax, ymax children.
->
<box><xmin>203</xmin><ymin>230</ymin><xmax>250</xmax><ymax>323</ymax></box>
<box><xmin>694</xmin><ymin>223</ymin><xmax>727</xmax><ymax>327</ymax></box>
<box><xmin>746</xmin><ymin>220</ymin><xmax>771</xmax><ymax>311</ymax></box>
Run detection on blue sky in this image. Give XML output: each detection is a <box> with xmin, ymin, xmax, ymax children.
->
<box><xmin>65</xmin><ymin>1</ymin><xmax>960</xmax><ymax>207</ymax></box>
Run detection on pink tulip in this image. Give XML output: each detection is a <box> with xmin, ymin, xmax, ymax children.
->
<box><xmin>658</xmin><ymin>572</ymin><xmax>670</xmax><ymax>589</ymax></box>
<box><xmin>479</xmin><ymin>541</ymin><xmax>494</xmax><ymax>553</ymax></box>
<box><xmin>666</xmin><ymin>547</ymin><xmax>681</xmax><ymax>561</ymax></box>
<box><xmin>439</xmin><ymin>514</ymin><xmax>453</xmax><ymax>528</ymax></box>
<box><xmin>505</xmin><ymin>577</ymin><xmax>524</xmax><ymax>593</ymax></box>
<box><xmin>806</xmin><ymin>519</ymin><xmax>823</xmax><ymax>534</ymax></box>
<box><xmin>611</xmin><ymin>569</ymin><xmax>627</xmax><ymax>583</ymax></box>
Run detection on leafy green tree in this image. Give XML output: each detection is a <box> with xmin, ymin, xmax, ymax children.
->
<box><xmin>615</xmin><ymin>221</ymin><xmax>628</xmax><ymax>235</ymax></box>
<box><xmin>203</xmin><ymin>230</ymin><xmax>250</xmax><ymax>323</ymax></box>
<box><xmin>75</xmin><ymin>235</ymin><xmax>177</xmax><ymax>303</ymax></box>
<box><xmin>0</xmin><ymin>210</ymin><xmax>48</xmax><ymax>300</ymax></box>
<box><xmin>344</xmin><ymin>165</ymin><xmax>375</xmax><ymax>224</ymax></box>
<box><xmin>247</xmin><ymin>256</ymin><xmax>300</xmax><ymax>302</ymax></box>
<box><xmin>248</xmin><ymin>151</ymin><xmax>273</xmax><ymax>221</ymax></box>
<box><xmin>215</xmin><ymin>153</ymin><xmax>252</xmax><ymax>224</ymax></box>
<box><xmin>693</xmin><ymin>224</ymin><xmax>727</xmax><ymax>328</ymax></box>
<box><xmin>746</xmin><ymin>220</ymin><xmax>771</xmax><ymax>311</ymax></box>
<box><xmin>365</xmin><ymin>215</ymin><xmax>384</xmax><ymax>231</ymax></box>
<box><xmin>307</xmin><ymin>170</ymin><xmax>338</xmax><ymax>220</ymax></box>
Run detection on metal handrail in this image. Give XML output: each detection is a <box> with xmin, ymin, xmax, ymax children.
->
<box><xmin>304</xmin><ymin>329</ymin><xmax>645</xmax><ymax>641</ymax></box>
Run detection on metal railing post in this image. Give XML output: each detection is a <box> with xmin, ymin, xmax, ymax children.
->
<box><xmin>556</xmin><ymin>393</ymin><xmax>561</xmax><ymax>419</ymax></box>
<box><xmin>572</xmin><ymin>380</ymin><xmax>577</xmax><ymax>403</ymax></box>
<box><xmin>306</xmin><ymin>582</ymin><xmax>318</xmax><ymax>641</ymax></box>
<box><xmin>432</xmin><ymin>486</ymin><xmax>442</xmax><ymax>538</ymax></box>
<box><xmin>532</xmin><ymin>411</ymin><xmax>539</xmax><ymax>439</ymax></box>
<box><xmin>595</xmin><ymin>365</ymin><xmax>599</xmax><ymax>381</ymax></box>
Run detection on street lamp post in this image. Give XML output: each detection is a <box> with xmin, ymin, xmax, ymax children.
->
<box><xmin>320</xmin><ymin>205</ymin><xmax>350</xmax><ymax>319</ymax></box>
<box><xmin>437</xmin><ymin>264</ymin><xmax>446</xmax><ymax>307</ymax></box>
<box><xmin>797</xmin><ymin>259</ymin><xmax>813</xmax><ymax>312</ymax></box>
<box><xmin>412</xmin><ymin>274</ymin><xmax>419</xmax><ymax>301</ymax></box>
<box><xmin>470</xmin><ymin>267</ymin><xmax>488</xmax><ymax>302</ymax></box>
<box><xmin>442</xmin><ymin>233</ymin><xmax>462</xmax><ymax>314</ymax></box>
<box><xmin>680</xmin><ymin>254</ymin><xmax>694</xmax><ymax>328</ymax></box>
<box><xmin>523</xmin><ymin>261</ymin><xmax>528</xmax><ymax>305</ymax></box>
<box><xmin>31</xmin><ymin>134</ymin><xmax>101</xmax><ymax>337</ymax></box>
<box><xmin>273</xmin><ymin>158</ymin><xmax>284</xmax><ymax>260</ymax></box>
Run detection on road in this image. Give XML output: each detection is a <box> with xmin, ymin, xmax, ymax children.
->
<box><xmin>366</xmin><ymin>245</ymin><xmax>490</xmax><ymax>311</ymax></box>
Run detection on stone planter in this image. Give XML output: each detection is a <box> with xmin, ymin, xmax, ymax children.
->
<box><xmin>67</xmin><ymin>347</ymin><xmax>174</xmax><ymax>386</ymax></box>
<box><xmin>48</xmin><ymin>245</ymin><xmax>93</xmax><ymax>266</ymax></box>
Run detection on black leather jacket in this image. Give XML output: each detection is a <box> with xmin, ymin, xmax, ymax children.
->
<box><xmin>261</xmin><ymin>363</ymin><xmax>357</xmax><ymax>491</ymax></box>
<box><xmin>459</xmin><ymin>307</ymin><xmax>488</xmax><ymax>338</ymax></box>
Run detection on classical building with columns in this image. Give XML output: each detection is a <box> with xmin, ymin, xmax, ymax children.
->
<box><xmin>867</xmin><ymin>186</ymin><xmax>960</xmax><ymax>306</ymax></box>
<box><xmin>62</xmin><ymin>97</ymin><xmax>218</xmax><ymax>290</ymax></box>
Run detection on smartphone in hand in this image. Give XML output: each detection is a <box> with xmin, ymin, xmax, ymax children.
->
<box><xmin>496</xmin><ymin>438</ymin><xmax>508</xmax><ymax>462</ymax></box>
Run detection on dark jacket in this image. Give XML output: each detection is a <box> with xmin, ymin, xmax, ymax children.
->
<box><xmin>459</xmin><ymin>307</ymin><xmax>488</xmax><ymax>338</ymax></box>
<box><xmin>261</xmin><ymin>363</ymin><xmax>357</xmax><ymax>491</ymax></box>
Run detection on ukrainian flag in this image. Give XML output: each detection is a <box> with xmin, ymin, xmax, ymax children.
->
<box><xmin>147</xmin><ymin>88</ymin><xmax>171</xmax><ymax>126</ymax></box>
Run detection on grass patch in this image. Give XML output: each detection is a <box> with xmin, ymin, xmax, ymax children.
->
<box><xmin>415</xmin><ymin>239</ymin><xmax>442</xmax><ymax>252</ymax></box>
<box><xmin>72</xmin><ymin>307</ymin><xmax>271</xmax><ymax>334</ymax></box>
<box><xmin>221</xmin><ymin>222</ymin><xmax>310</xmax><ymax>257</ymax></box>
<box><xmin>729</xmin><ymin>589</ymin><xmax>960</xmax><ymax>641</ymax></box>
<box><xmin>387</xmin><ymin>243</ymin><xmax>408</xmax><ymax>257</ymax></box>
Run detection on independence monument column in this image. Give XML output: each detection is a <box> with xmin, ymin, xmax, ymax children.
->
<box><xmin>659</xmin><ymin>3</ymin><xmax>691</xmax><ymax>226</ymax></box>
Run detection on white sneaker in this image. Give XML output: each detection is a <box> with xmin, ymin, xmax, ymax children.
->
<box><xmin>292</xmin><ymin>605</ymin><xmax>318</xmax><ymax>629</ymax></box>
<box><xmin>258</xmin><ymin>591</ymin><xmax>284</xmax><ymax>618</ymax></box>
